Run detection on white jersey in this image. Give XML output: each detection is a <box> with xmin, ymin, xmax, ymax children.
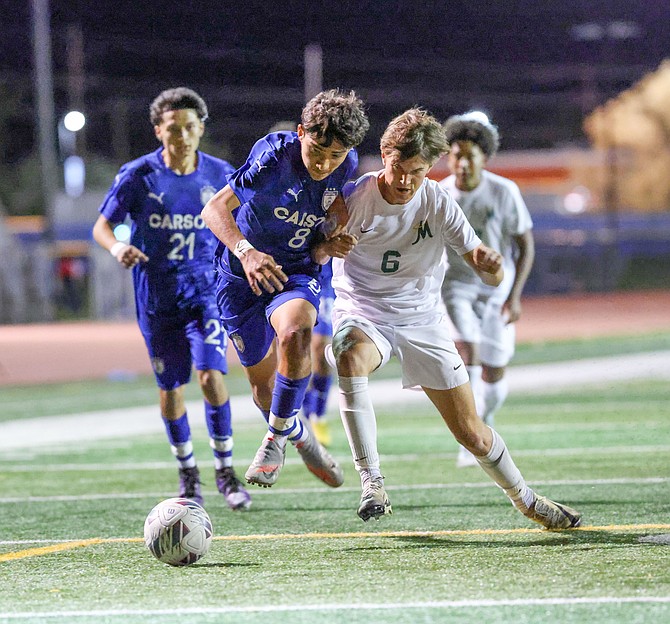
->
<box><xmin>332</xmin><ymin>171</ymin><xmax>480</xmax><ymax>327</ymax></box>
<box><xmin>440</xmin><ymin>170</ymin><xmax>532</xmax><ymax>287</ymax></box>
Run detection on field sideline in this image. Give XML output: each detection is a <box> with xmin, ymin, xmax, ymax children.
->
<box><xmin>1</xmin><ymin>290</ymin><xmax>669</xmax><ymax>387</ymax></box>
<box><xmin>2</xmin><ymin>350</ymin><xmax>669</xmax><ymax>450</ymax></box>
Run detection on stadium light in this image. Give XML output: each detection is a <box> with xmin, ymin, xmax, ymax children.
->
<box><xmin>58</xmin><ymin>110</ymin><xmax>87</xmax><ymax>197</ymax></box>
<box><xmin>63</xmin><ymin>110</ymin><xmax>86</xmax><ymax>132</ymax></box>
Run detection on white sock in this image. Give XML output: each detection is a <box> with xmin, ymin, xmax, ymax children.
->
<box><xmin>481</xmin><ymin>378</ymin><xmax>509</xmax><ymax>427</ymax></box>
<box><xmin>338</xmin><ymin>376</ymin><xmax>381</xmax><ymax>476</ymax></box>
<box><xmin>476</xmin><ymin>427</ymin><xmax>535</xmax><ymax>510</ymax></box>
<box><xmin>267</xmin><ymin>413</ymin><xmax>297</xmax><ymax>447</ymax></box>
<box><xmin>467</xmin><ymin>365</ymin><xmax>484</xmax><ymax>417</ymax></box>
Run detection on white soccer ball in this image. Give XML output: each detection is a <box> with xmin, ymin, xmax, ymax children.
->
<box><xmin>143</xmin><ymin>497</ymin><xmax>213</xmax><ymax>566</ymax></box>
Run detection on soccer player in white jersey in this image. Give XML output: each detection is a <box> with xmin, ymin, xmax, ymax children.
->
<box><xmin>440</xmin><ymin>113</ymin><xmax>535</xmax><ymax>467</ymax></box>
<box><xmin>315</xmin><ymin>108</ymin><xmax>580</xmax><ymax>530</ymax></box>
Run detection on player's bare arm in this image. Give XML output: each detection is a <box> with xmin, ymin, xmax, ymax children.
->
<box><xmin>504</xmin><ymin>229</ymin><xmax>535</xmax><ymax>323</ymax></box>
<box><xmin>92</xmin><ymin>214</ymin><xmax>148</xmax><ymax>268</ymax></box>
<box><xmin>202</xmin><ymin>185</ymin><xmax>288</xmax><ymax>296</ymax></box>
<box><xmin>463</xmin><ymin>243</ymin><xmax>504</xmax><ymax>287</ymax></box>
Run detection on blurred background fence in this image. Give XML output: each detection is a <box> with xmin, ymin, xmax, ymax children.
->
<box><xmin>1</xmin><ymin>3</ymin><xmax>669</xmax><ymax>323</ymax></box>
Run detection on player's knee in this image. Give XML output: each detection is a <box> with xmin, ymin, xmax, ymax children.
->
<box><xmin>332</xmin><ymin>328</ymin><xmax>372</xmax><ymax>376</ymax></box>
<box><xmin>197</xmin><ymin>369</ymin><xmax>227</xmax><ymax>401</ymax></box>
<box><xmin>276</xmin><ymin>325</ymin><xmax>312</xmax><ymax>355</ymax></box>
<box><xmin>482</xmin><ymin>365</ymin><xmax>505</xmax><ymax>382</ymax></box>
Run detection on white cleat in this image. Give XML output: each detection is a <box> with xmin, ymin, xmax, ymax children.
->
<box><xmin>245</xmin><ymin>436</ymin><xmax>286</xmax><ymax>487</ymax></box>
<box><xmin>293</xmin><ymin>433</ymin><xmax>344</xmax><ymax>487</ymax></box>
<box><xmin>357</xmin><ymin>472</ymin><xmax>392</xmax><ymax>522</ymax></box>
<box><xmin>524</xmin><ymin>495</ymin><xmax>582</xmax><ymax>530</ymax></box>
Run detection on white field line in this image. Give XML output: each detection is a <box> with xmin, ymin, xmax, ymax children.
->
<box><xmin>3</xmin><ymin>441</ymin><xmax>670</xmax><ymax>474</ymax></box>
<box><xmin>0</xmin><ymin>476</ymin><xmax>667</xmax><ymax>508</ymax></box>
<box><xmin>2</xmin><ymin>351</ymin><xmax>669</xmax><ymax>452</ymax></box>
<box><xmin>0</xmin><ymin>596</ymin><xmax>669</xmax><ymax>619</ymax></box>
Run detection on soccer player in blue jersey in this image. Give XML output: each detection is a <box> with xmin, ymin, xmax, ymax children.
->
<box><xmin>92</xmin><ymin>87</ymin><xmax>251</xmax><ymax>511</ymax></box>
<box><xmin>202</xmin><ymin>89</ymin><xmax>369</xmax><ymax>487</ymax></box>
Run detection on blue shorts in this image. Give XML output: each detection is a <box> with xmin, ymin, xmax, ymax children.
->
<box><xmin>217</xmin><ymin>272</ymin><xmax>321</xmax><ymax>367</ymax></box>
<box><xmin>138</xmin><ymin>299</ymin><xmax>228</xmax><ymax>391</ymax></box>
<box><xmin>314</xmin><ymin>289</ymin><xmax>334</xmax><ymax>337</ymax></box>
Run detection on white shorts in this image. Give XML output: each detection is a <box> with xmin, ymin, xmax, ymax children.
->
<box><xmin>331</xmin><ymin>314</ymin><xmax>469</xmax><ymax>391</ymax></box>
<box><xmin>442</xmin><ymin>282</ymin><xmax>515</xmax><ymax>368</ymax></box>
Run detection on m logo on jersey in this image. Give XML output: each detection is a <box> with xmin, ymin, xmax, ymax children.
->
<box><xmin>322</xmin><ymin>189</ymin><xmax>338</xmax><ymax>211</ymax></box>
<box><xmin>148</xmin><ymin>192</ymin><xmax>165</xmax><ymax>205</ymax></box>
<box><xmin>287</xmin><ymin>188</ymin><xmax>303</xmax><ymax>201</ymax></box>
<box><xmin>411</xmin><ymin>220</ymin><xmax>433</xmax><ymax>245</ymax></box>
<box><xmin>200</xmin><ymin>185</ymin><xmax>216</xmax><ymax>206</ymax></box>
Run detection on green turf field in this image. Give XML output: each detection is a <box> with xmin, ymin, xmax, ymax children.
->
<box><xmin>1</xmin><ymin>337</ymin><xmax>669</xmax><ymax>623</ymax></box>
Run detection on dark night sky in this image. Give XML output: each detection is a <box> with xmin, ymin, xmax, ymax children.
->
<box><xmin>3</xmin><ymin>1</ymin><xmax>670</xmax><ymax>166</ymax></box>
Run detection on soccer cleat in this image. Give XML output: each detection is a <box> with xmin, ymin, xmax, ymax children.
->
<box><xmin>215</xmin><ymin>466</ymin><xmax>252</xmax><ymax>511</ymax></box>
<box><xmin>456</xmin><ymin>445</ymin><xmax>479</xmax><ymax>468</ymax></box>
<box><xmin>524</xmin><ymin>495</ymin><xmax>582</xmax><ymax>530</ymax></box>
<box><xmin>245</xmin><ymin>436</ymin><xmax>286</xmax><ymax>487</ymax></box>
<box><xmin>310</xmin><ymin>418</ymin><xmax>332</xmax><ymax>447</ymax></box>
<box><xmin>358</xmin><ymin>472</ymin><xmax>392</xmax><ymax>522</ymax></box>
<box><xmin>293</xmin><ymin>433</ymin><xmax>344</xmax><ymax>487</ymax></box>
<box><xmin>178</xmin><ymin>466</ymin><xmax>204</xmax><ymax>506</ymax></box>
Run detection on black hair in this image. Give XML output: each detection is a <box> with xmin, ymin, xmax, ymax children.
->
<box><xmin>443</xmin><ymin>113</ymin><xmax>500</xmax><ymax>158</ymax></box>
<box><xmin>301</xmin><ymin>89</ymin><xmax>369</xmax><ymax>148</ymax></box>
<box><xmin>149</xmin><ymin>87</ymin><xmax>208</xmax><ymax>126</ymax></box>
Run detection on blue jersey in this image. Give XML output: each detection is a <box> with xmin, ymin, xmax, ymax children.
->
<box><xmin>99</xmin><ymin>148</ymin><xmax>235</xmax><ymax>315</ymax></box>
<box><xmin>214</xmin><ymin>131</ymin><xmax>358</xmax><ymax>281</ymax></box>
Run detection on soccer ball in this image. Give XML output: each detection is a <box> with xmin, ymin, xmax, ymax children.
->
<box><xmin>143</xmin><ymin>497</ymin><xmax>213</xmax><ymax>566</ymax></box>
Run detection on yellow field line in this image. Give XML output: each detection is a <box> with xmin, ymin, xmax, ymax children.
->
<box><xmin>207</xmin><ymin>523</ymin><xmax>670</xmax><ymax>541</ymax></box>
<box><xmin>3</xmin><ymin>523</ymin><xmax>669</xmax><ymax>563</ymax></box>
<box><xmin>0</xmin><ymin>538</ymin><xmax>103</xmax><ymax>562</ymax></box>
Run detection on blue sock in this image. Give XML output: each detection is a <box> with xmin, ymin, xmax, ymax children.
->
<box><xmin>205</xmin><ymin>400</ymin><xmax>233</xmax><ymax>469</ymax></box>
<box><xmin>163</xmin><ymin>413</ymin><xmax>196</xmax><ymax>468</ymax></box>
<box><xmin>302</xmin><ymin>380</ymin><xmax>317</xmax><ymax>418</ymax></box>
<box><xmin>269</xmin><ymin>373</ymin><xmax>310</xmax><ymax>441</ymax></box>
<box><xmin>311</xmin><ymin>373</ymin><xmax>332</xmax><ymax>420</ymax></box>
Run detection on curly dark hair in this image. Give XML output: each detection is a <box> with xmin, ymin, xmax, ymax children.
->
<box><xmin>443</xmin><ymin>113</ymin><xmax>500</xmax><ymax>159</ymax></box>
<box><xmin>301</xmin><ymin>89</ymin><xmax>369</xmax><ymax>148</ymax></box>
<box><xmin>380</xmin><ymin>108</ymin><xmax>449</xmax><ymax>165</ymax></box>
<box><xmin>149</xmin><ymin>87</ymin><xmax>208</xmax><ymax>126</ymax></box>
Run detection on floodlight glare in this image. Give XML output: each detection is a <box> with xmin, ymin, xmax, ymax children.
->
<box><xmin>113</xmin><ymin>224</ymin><xmax>131</xmax><ymax>243</ymax></box>
<box><xmin>63</xmin><ymin>110</ymin><xmax>86</xmax><ymax>132</ymax></box>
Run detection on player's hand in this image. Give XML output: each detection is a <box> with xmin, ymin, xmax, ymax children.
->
<box><xmin>469</xmin><ymin>244</ymin><xmax>503</xmax><ymax>287</ymax></box>
<box><xmin>321</xmin><ymin>233</ymin><xmax>358</xmax><ymax>259</ymax></box>
<box><xmin>472</xmin><ymin>244</ymin><xmax>502</xmax><ymax>275</ymax></box>
<box><xmin>115</xmin><ymin>244</ymin><xmax>148</xmax><ymax>269</ymax></box>
<box><xmin>502</xmin><ymin>296</ymin><xmax>522</xmax><ymax>324</ymax></box>
<box><xmin>321</xmin><ymin>194</ymin><xmax>350</xmax><ymax>239</ymax></box>
<box><xmin>241</xmin><ymin>249</ymin><xmax>288</xmax><ymax>296</ymax></box>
